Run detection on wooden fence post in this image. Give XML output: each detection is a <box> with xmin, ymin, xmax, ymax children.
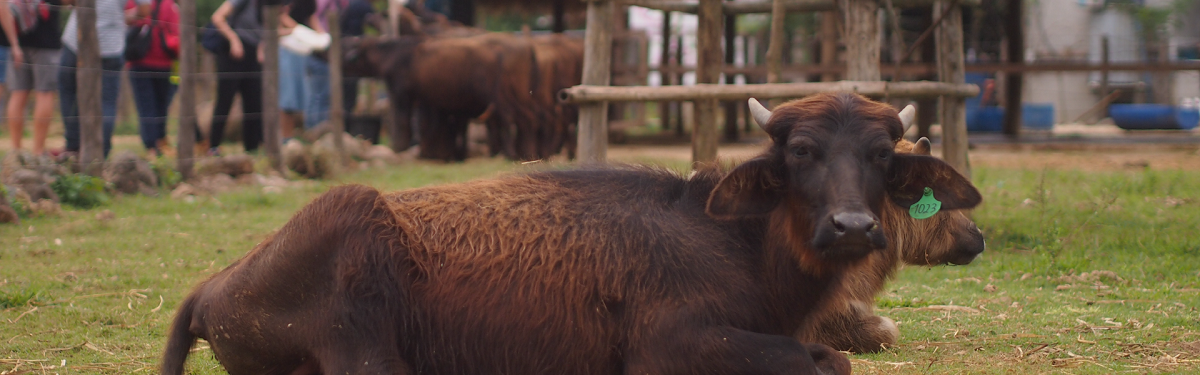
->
<box><xmin>177</xmin><ymin>0</ymin><xmax>197</xmax><ymax>179</ymax></box>
<box><xmin>328</xmin><ymin>10</ymin><xmax>347</xmax><ymax>165</ymax></box>
<box><xmin>844</xmin><ymin>0</ymin><xmax>880</xmax><ymax>81</ymax></box>
<box><xmin>262</xmin><ymin>3</ymin><xmax>284</xmax><ymax>174</ymax></box>
<box><xmin>766</xmin><ymin>0</ymin><xmax>785</xmax><ymax>85</ymax></box>
<box><xmin>935</xmin><ymin>0</ymin><xmax>970</xmax><ymax>177</ymax></box>
<box><xmin>693</xmin><ymin>0</ymin><xmax>722</xmax><ymax>165</ymax></box>
<box><xmin>577</xmin><ymin>0</ymin><xmax>613</xmax><ymax>163</ymax></box>
<box><xmin>77</xmin><ymin>0</ymin><xmax>103</xmax><ymax>176</ymax></box>
<box><xmin>659</xmin><ymin>10</ymin><xmax>672</xmax><ymax>131</ymax></box>
<box><xmin>723</xmin><ymin>10</ymin><xmax>738</xmax><ymax>141</ymax></box>
<box><xmin>1001</xmin><ymin>0</ymin><xmax>1022</xmax><ymax>136</ymax></box>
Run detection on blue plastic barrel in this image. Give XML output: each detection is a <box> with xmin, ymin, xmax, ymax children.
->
<box><xmin>1109</xmin><ymin>104</ymin><xmax>1200</xmax><ymax>130</ymax></box>
<box><xmin>966</xmin><ymin>104</ymin><xmax>1055</xmax><ymax>132</ymax></box>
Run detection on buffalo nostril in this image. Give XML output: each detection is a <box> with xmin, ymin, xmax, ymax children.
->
<box><xmin>832</xmin><ymin>212</ymin><xmax>877</xmax><ymax>237</ymax></box>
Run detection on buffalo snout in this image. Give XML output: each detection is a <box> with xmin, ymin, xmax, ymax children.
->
<box><xmin>948</xmin><ymin>222</ymin><xmax>986</xmax><ymax>265</ymax></box>
<box><xmin>812</xmin><ymin>210</ymin><xmax>886</xmax><ymax>260</ymax></box>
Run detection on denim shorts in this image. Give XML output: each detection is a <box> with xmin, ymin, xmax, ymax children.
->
<box><xmin>279</xmin><ymin>47</ymin><xmax>307</xmax><ymax>112</ymax></box>
<box><xmin>0</xmin><ymin>46</ymin><xmax>8</xmax><ymax>83</ymax></box>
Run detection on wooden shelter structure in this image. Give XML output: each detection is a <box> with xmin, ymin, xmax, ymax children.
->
<box><xmin>560</xmin><ymin>0</ymin><xmax>980</xmax><ymax>176</ymax></box>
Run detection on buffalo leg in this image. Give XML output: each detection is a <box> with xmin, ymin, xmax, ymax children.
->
<box><xmin>626</xmin><ymin>326</ymin><xmax>851</xmax><ymax>375</ymax></box>
<box><xmin>388</xmin><ymin>93</ymin><xmax>413</xmax><ymax>153</ymax></box>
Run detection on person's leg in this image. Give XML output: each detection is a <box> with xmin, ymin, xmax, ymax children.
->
<box><xmin>210</xmin><ymin>53</ymin><xmax>241</xmax><ymax>154</ymax></box>
<box><xmin>129</xmin><ymin>66</ymin><xmax>162</xmax><ymax>151</ymax></box>
<box><xmin>152</xmin><ymin>69</ymin><xmax>174</xmax><ymax>150</ymax></box>
<box><xmin>6</xmin><ymin>90</ymin><xmax>27</xmax><ymax>151</ymax></box>
<box><xmin>59</xmin><ymin>48</ymin><xmax>80</xmax><ymax>153</ymax></box>
<box><xmin>303</xmin><ymin>56</ymin><xmax>331</xmax><ymax>129</ymax></box>
<box><xmin>30</xmin><ymin>48</ymin><xmax>60</xmax><ymax>155</ymax></box>
<box><xmin>279</xmin><ymin>47</ymin><xmax>306</xmax><ymax>139</ymax></box>
<box><xmin>98</xmin><ymin>56</ymin><xmax>124</xmax><ymax>158</ymax></box>
<box><xmin>240</xmin><ymin>63</ymin><xmax>264</xmax><ymax>152</ymax></box>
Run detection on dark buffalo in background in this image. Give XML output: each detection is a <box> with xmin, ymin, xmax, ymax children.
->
<box><xmin>160</xmin><ymin>94</ymin><xmax>983</xmax><ymax>375</ymax></box>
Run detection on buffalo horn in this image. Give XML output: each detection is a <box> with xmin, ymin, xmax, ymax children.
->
<box><xmin>748</xmin><ymin>98</ymin><xmax>772</xmax><ymax>130</ymax></box>
<box><xmin>899</xmin><ymin>104</ymin><xmax>916</xmax><ymax>133</ymax></box>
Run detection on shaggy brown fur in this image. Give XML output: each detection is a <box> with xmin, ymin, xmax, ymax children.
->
<box><xmin>162</xmin><ymin>93</ymin><xmax>982</xmax><ymax>375</ymax></box>
<box><xmin>796</xmin><ymin>138</ymin><xmax>986</xmax><ymax>353</ymax></box>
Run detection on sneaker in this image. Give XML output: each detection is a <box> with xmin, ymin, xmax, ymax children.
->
<box><xmin>207</xmin><ymin>148</ymin><xmax>221</xmax><ymax>157</ymax></box>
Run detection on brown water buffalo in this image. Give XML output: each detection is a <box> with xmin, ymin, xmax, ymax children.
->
<box><xmin>161</xmin><ymin>93</ymin><xmax>983</xmax><ymax>375</ymax></box>
<box><xmin>796</xmin><ymin>135</ymin><xmax>986</xmax><ymax>354</ymax></box>
<box><xmin>529</xmin><ymin>34</ymin><xmax>583</xmax><ymax>159</ymax></box>
<box><xmin>343</xmin><ymin>34</ymin><xmax>540</xmax><ymax>161</ymax></box>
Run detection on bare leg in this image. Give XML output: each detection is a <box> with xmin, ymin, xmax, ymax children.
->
<box><xmin>281</xmin><ymin>111</ymin><xmax>297</xmax><ymax>140</ymax></box>
<box><xmin>7</xmin><ymin>90</ymin><xmax>28</xmax><ymax>151</ymax></box>
<box><xmin>32</xmin><ymin>91</ymin><xmax>55</xmax><ymax>154</ymax></box>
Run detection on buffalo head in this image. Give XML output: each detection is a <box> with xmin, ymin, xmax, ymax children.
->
<box><xmin>707</xmin><ymin>94</ymin><xmax>982</xmax><ymax>266</ymax></box>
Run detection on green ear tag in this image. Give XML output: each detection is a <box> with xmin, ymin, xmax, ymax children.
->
<box><xmin>909</xmin><ymin>187</ymin><xmax>942</xmax><ymax>219</ymax></box>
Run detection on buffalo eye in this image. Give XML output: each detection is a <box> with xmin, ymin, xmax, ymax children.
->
<box><xmin>791</xmin><ymin>147</ymin><xmax>810</xmax><ymax>158</ymax></box>
<box><xmin>876</xmin><ymin>148</ymin><xmax>892</xmax><ymax>160</ymax></box>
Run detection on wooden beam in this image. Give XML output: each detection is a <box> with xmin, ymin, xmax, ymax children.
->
<box><xmin>844</xmin><ymin>0</ymin><xmax>880</xmax><ymax>81</ymax></box>
<box><xmin>328</xmin><ymin>11</ymin><xmax>347</xmax><ymax>165</ymax></box>
<box><xmin>560</xmin><ymin>81</ymin><xmax>980</xmax><ymax>102</ymax></box>
<box><xmin>76</xmin><ymin>0</ymin><xmax>103</xmax><ymax>175</ymax></box>
<box><xmin>723</xmin><ymin>10</ymin><xmax>739</xmax><ymax>141</ymax></box>
<box><xmin>577</xmin><ymin>0</ymin><xmax>614</xmax><ymax>163</ymax></box>
<box><xmin>659</xmin><ymin>11</ymin><xmax>673</xmax><ymax>132</ymax></box>
<box><xmin>694</xmin><ymin>0</ymin><xmax>723</xmax><ymax>164</ymax></box>
<box><xmin>819</xmin><ymin>11</ymin><xmax>837</xmax><ymax>82</ymax></box>
<box><xmin>262</xmin><ymin>5</ymin><xmax>284</xmax><ymax>174</ymax></box>
<box><xmin>1001</xmin><ymin>0</ymin><xmax>1023</xmax><ymax>136</ymax></box>
<box><xmin>553</xmin><ymin>0</ymin><xmax>566</xmax><ymax>32</ymax></box>
<box><xmin>647</xmin><ymin>61</ymin><xmax>1200</xmax><ymax>76</ymax></box>
<box><xmin>626</xmin><ymin>0</ymin><xmax>979</xmax><ymax>15</ymax></box>
<box><xmin>935</xmin><ymin>0</ymin><xmax>969</xmax><ymax>177</ymax></box>
<box><xmin>766</xmin><ymin>0</ymin><xmax>785</xmax><ymax>84</ymax></box>
<box><xmin>177</xmin><ymin>0</ymin><xmax>197</xmax><ymax>179</ymax></box>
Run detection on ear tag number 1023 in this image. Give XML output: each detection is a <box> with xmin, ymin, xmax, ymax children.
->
<box><xmin>909</xmin><ymin>187</ymin><xmax>941</xmax><ymax>219</ymax></box>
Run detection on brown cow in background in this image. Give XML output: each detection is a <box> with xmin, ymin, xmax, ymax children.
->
<box><xmin>161</xmin><ymin>94</ymin><xmax>983</xmax><ymax>375</ymax></box>
<box><xmin>797</xmin><ymin>136</ymin><xmax>986</xmax><ymax>354</ymax></box>
<box><xmin>343</xmin><ymin>34</ymin><xmax>542</xmax><ymax>161</ymax></box>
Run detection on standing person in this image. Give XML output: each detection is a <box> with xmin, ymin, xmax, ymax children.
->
<box><xmin>302</xmin><ymin>0</ymin><xmax>344</xmax><ymax>130</ymax></box>
<box><xmin>59</xmin><ymin>0</ymin><xmax>153</xmax><ymax>159</ymax></box>
<box><xmin>279</xmin><ymin>0</ymin><xmax>316</xmax><ymax>140</ymax></box>
<box><xmin>208</xmin><ymin>0</ymin><xmax>295</xmax><ymax>155</ymax></box>
<box><xmin>0</xmin><ymin>0</ymin><xmax>65</xmax><ymax>156</ymax></box>
<box><xmin>125</xmin><ymin>0</ymin><xmax>179</xmax><ymax>156</ymax></box>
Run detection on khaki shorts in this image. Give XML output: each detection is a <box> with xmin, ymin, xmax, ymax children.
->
<box><xmin>6</xmin><ymin>47</ymin><xmax>60</xmax><ymax>92</ymax></box>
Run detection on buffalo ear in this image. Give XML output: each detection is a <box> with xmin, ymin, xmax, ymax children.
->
<box><xmin>887</xmin><ymin>154</ymin><xmax>982</xmax><ymax>210</ymax></box>
<box><xmin>706</xmin><ymin>158</ymin><xmax>785</xmax><ymax>218</ymax></box>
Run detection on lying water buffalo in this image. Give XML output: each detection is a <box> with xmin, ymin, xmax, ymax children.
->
<box><xmin>797</xmin><ymin>132</ymin><xmax>986</xmax><ymax>353</ymax></box>
<box><xmin>162</xmin><ymin>93</ymin><xmax>982</xmax><ymax>375</ymax></box>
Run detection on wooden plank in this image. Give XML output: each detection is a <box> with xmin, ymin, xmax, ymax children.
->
<box><xmin>844</xmin><ymin>0</ymin><xmax>880</xmax><ymax>81</ymax></box>
<box><xmin>262</xmin><ymin>5</ymin><xmax>284</xmax><ymax>174</ymax></box>
<box><xmin>577</xmin><ymin>0</ymin><xmax>614</xmax><ymax>163</ymax></box>
<box><xmin>694</xmin><ymin>0</ymin><xmax>722</xmax><ymax>164</ymax></box>
<box><xmin>177</xmin><ymin>0</ymin><xmax>197</xmax><ymax>179</ymax></box>
<box><xmin>935</xmin><ymin>0</ymin><xmax>969</xmax><ymax>177</ymax></box>
<box><xmin>76</xmin><ymin>0</ymin><xmax>103</xmax><ymax>176</ymax></box>
<box><xmin>647</xmin><ymin>61</ymin><xmax>1200</xmax><ymax>76</ymax></box>
<box><xmin>626</xmin><ymin>0</ymin><xmax>980</xmax><ymax>15</ymax></box>
<box><xmin>560</xmin><ymin>81</ymin><xmax>980</xmax><ymax>102</ymax></box>
<box><xmin>328</xmin><ymin>11</ymin><xmax>347</xmax><ymax>165</ymax></box>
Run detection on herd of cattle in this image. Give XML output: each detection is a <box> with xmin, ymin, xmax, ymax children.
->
<box><xmin>160</xmin><ymin>94</ymin><xmax>987</xmax><ymax>375</ymax></box>
<box><xmin>343</xmin><ymin>7</ymin><xmax>583</xmax><ymax>162</ymax></box>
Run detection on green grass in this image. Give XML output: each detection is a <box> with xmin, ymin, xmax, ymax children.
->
<box><xmin>2</xmin><ymin>159</ymin><xmax>1198</xmax><ymax>374</ymax></box>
